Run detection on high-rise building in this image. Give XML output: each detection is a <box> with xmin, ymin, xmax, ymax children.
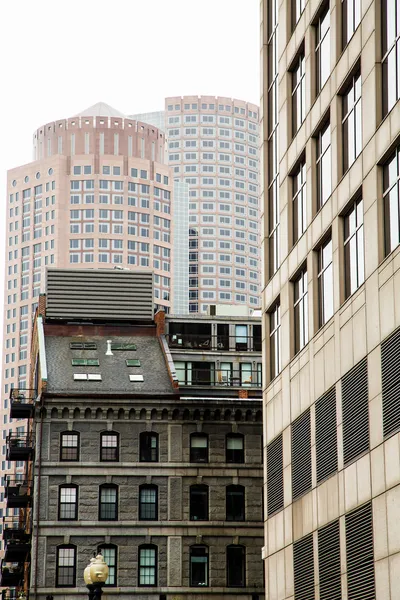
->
<box><xmin>1</xmin><ymin>103</ymin><xmax>187</xmax><ymax>539</ymax></box>
<box><xmin>2</xmin><ymin>268</ymin><xmax>265</xmax><ymax>597</ymax></box>
<box><xmin>261</xmin><ymin>0</ymin><xmax>400</xmax><ymax>598</ymax></box>
<box><xmin>132</xmin><ymin>95</ymin><xmax>261</xmax><ymax>314</ymax></box>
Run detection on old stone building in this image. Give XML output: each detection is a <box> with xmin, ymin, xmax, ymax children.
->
<box><xmin>1</xmin><ymin>269</ymin><xmax>264</xmax><ymax>599</ymax></box>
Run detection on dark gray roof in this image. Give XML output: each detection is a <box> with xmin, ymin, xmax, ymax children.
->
<box><xmin>44</xmin><ymin>334</ymin><xmax>176</xmax><ymax>396</ymax></box>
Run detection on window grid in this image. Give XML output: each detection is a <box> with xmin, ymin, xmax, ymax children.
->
<box><xmin>342</xmin><ymin>0</ymin><xmax>361</xmax><ymax>47</ymax></box>
<box><xmin>56</xmin><ymin>546</ymin><xmax>76</xmax><ymax>587</ymax></box>
<box><xmin>98</xmin><ymin>545</ymin><xmax>117</xmax><ymax>586</ymax></box>
<box><xmin>294</xmin><ymin>269</ymin><xmax>308</xmax><ymax>354</ymax></box>
<box><xmin>270</xmin><ymin>303</ymin><xmax>281</xmax><ymax>379</ymax></box>
<box><xmin>315</xmin><ymin>6</ymin><xmax>331</xmax><ymax>94</ymax></box>
<box><xmin>292</xmin><ymin>54</ymin><xmax>306</xmax><ymax>136</ymax></box>
<box><xmin>139</xmin><ymin>546</ymin><xmax>157</xmax><ymax>586</ymax></box>
<box><xmin>344</xmin><ymin>197</ymin><xmax>364</xmax><ymax>298</ymax></box>
<box><xmin>342</xmin><ymin>72</ymin><xmax>362</xmax><ymax>172</ymax></box>
<box><xmin>382</xmin><ymin>0</ymin><xmax>400</xmax><ymax>115</ymax></box>
<box><xmin>316</xmin><ymin>123</ymin><xmax>332</xmax><ymax>209</ymax></box>
<box><xmin>383</xmin><ymin>145</ymin><xmax>400</xmax><ymax>255</ymax></box>
<box><xmin>139</xmin><ymin>485</ymin><xmax>157</xmax><ymax>520</ymax></box>
<box><xmin>317</xmin><ymin>238</ymin><xmax>334</xmax><ymax>328</ymax></box>
<box><xmin>59</xmin><ymin>486</ymin><xmax>78</xmax><ymax>520</ymax></box>
<box><xmin>292</xmin><ymin>160</ymin><xmax>306</xmax><ymax>244</ymax></box>
<box><xmin>99</xmin><ymin>485</ymin><xmax>118</xmax><ymax>520</ymax></box>
<box><xmin>60</xmin><ymin>432</ymin><xmax>79</xmax><ymax>461</ymax></box>
<box><xmin>100</xmin><ymin>432</ymin><xmax>119</xmax><ymax>461</ymax></box>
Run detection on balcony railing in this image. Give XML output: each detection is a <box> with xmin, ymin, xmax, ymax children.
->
<box><xmin>0</xmin><ymin>560</ymin><xmax>24</xmax><ymax>586</ymax></box>
<box><xmin>167</xmin><ymin>334</ymin><xmax>262</xmax><ymax>352</ymax></box>
<box><xmin>9</xmin><ymin>388</ymin><xmax>36</xmax><ymax>419</ymax></box>
<box><xmin>2</xmin><ymin>589</ymin><xmax>25</xmax><ymax>600</ymax></box>
<box><xmin>5</xmin><ymin>479</ymin><xmax>32</xmax><ymax>509</ymax></box>
<box><xmin>3</xmin><ymin>517</ymin><xmax>28</xmax><ymax>541</ymax></box>
<box><xmin>6</xmin><ymin>435</ymin><xmax>34</xmax><ymax>462</ymax></box>
<box><xmin>4</xmin><ymin>536</ymin><xmax>31</xmax><ymax>562</ymax></box>
<box><xmin>176</xmin><ymin>368</ymin><xmax>262</xmax><ymax>387</ymax></box>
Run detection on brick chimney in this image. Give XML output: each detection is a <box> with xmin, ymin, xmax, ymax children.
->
<box><xmin>155</xmin><ymin>308</ymin><xmax>166</xmax><ymax>336</ymax></box>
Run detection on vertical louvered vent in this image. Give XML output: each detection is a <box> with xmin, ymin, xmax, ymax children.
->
<box><xmin>316</xmin><ymin>387</ymin><xmax>337</xmax><ymax>483</ymax></box>
<box><xmin>381</xmin><ymin>326</ymin><xmax>400</xmax><ymax>437</ymax></box>
<box><xmin>345</xmin><ymin>502</ymin><xmax>375</xmax><ymax>600</ymax></box>
<box><xmin>342</xmin><ymin>357</ymin><xmax>369</xmax><ymax>465</ymax></box>
<box><xmin>267</xmin><ymin>433</ymin><xmax>283</xmax><ymax>516</ymax></box>
<box><xmin>293</xmin><ymin>533</ymin><xmax>315</xmax><ymax>600</ymax></box>
<box><xmin>292</xmin><ymin>408</ymin><xmax>312</xmax><ymax>501</ymax></box>
<box><xmin>318</xmin><ymin>519</ymin><xmax>341</xmax><ymax>599</ymax></box>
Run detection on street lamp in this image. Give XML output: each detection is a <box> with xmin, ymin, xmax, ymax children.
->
<box><xmin>84</xmin><ymin>553</ymin><xmax>109</xmax><ymax>600</ymax></box>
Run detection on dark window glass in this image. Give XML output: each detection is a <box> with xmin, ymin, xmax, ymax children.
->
<box><xmin>227</xmin><ymin>545</ymin><xmax>245</xmax><ymax>587</ymax></box>
<box><xmin>99</xmin><ymin>484</ymin><xmax>118</xmax><ymax>520</ymax></box>
<box><xmin>316</xmin><ymin>122</ymin><xmax>331</xmax><ymax>208</ymax></box>
<box><xmin>292</xmin><ymin>409</ymin><xmax>312</xmax><ymax>500</ymax></box>
<box><xmin>316</xmin><ymin>6</ymin><xmax>331</xmax><ymax>94</ymax></box>
<box><xmin>318</xmin><ymin>520</ymin><xmax>341</xmax><ymax>599</ymax></box>
<box><xmin>342</xmin><ymin>0</ymin><xmax>361</xmax><ymax>47</ymax></box>
<box><xmin>60</xmin><ymin>431</ymin><xmax>79</xmax><ymax>461</ymax></box>
<box><xmin>139</xmin><ymin>485</ymin><xmax>158</xmax><ymax>520</ymax></box>
<box><xmin>98</xmin><ymin>545</ymin><xmax>117</xmax><ymax>586</ymax></box>
<box><xmin>138</xmin><ymin>545</ymin><xmax>157</xmax><ymax>586</ymax></box>
<box><xmin>226</xmin><ymin>433</ymin><xmax>244</xmax><ymax>463</ymax></box>
<box><xmin>345</xmin><ymin>503</ymin><xmax>375</xmax><ymax>599</ymax></box>
<box><xmin>342</xmin><ymin>358</ymin><xmax>369</xmax><ymax>465</ymax></box>
<box><xmin>294</xmin><ymin>269</ymin><xmax>308</xmax><ymax>353</ymax></box>
<box><xmin>270</xmin><ymin>303</ymin><xmax>281</xmax><ymax>379</ymax></box>
<box><xmin>267</xmin><ymin>433</ymin><xmax>284</xmax><ymax>516</ymax></box>
<box><xmin>190</xmin><ymin>433</ymin><xmax>208</xmax><ymax>463</ymax></box>
<box><xmin>292</xmin><ymin>0</ymin><xmax>305</xmax><ymax>28</ymax></box>
<box><xmin>100</xmin><ymin>432</ymin><xmax>119</xmax><ymax>461</ymax></box>
<box><xmin>292</xmin><ymin>160</ymin><xmax>306</xmax><ymax>243</ymax></box>
<box><xmin>139</xmin><ymin>432</ymin><xmax>158</xmax><ymax>462</ymax></box>
<box><xmin>342</xmin><ymin>72</ymin><xmax>362</xmax><ymax>172</ymax></box>
<box><xmin>383</xmin><ymin>145</ymin><xmax>400</xmax><ymax>255</ymax></box>
<box><xmin>56</xmin><ymin>545</ymin><xmax>76</xmax><ymax>587</ymax></box>
<box><xmin>292</xmin><ymin>54</ymin><xmax>306</xmax><ymax>136</ymax></box>
<box><xmin>318</xmin><ymin>238</ymin><xmax>334</xmax><ymax>327</ymax></box>
<box><xmin>315</xmin><ymin>387</ymin><xmax>338</xmax><ymax>483</ymax></box>
<box><xmin>268</xmin><ymin>181</ymin><xmax>280</xmax><ymax>277</ymax></box>
<box><xmin>344</xmin><ymin>197</ymin><xmax>364</xmax><ymax>298</ymax></box>
<box><xmin>190</xmin><ymin>546</ymin><xmax>208</xmax><ymax>586</ymax></box>
<box><xmin>190</xmin><ymin>484</ymin><xmax>209</xmax><ymax>521</ymax></box>
<box><xmin>59</xmin><ymin>485</ymin><xmax>78</xmax><ymax>520</ymax></box>
<box><xmin>293</xmin><ymin>534</ymin><xmax>315</xmax><ymax>599</ymax></box>
<box><xmin>226</xmin><ymin>485</ymin><xmax>245</xmax><ymax>521</ymax></box>
<box><xmin>382</xmin><ymin>0</ymin><xmax>400</xmax><ymax>115</ymax></box>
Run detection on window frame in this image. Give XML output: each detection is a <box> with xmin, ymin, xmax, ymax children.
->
<box><xmin>270</xmin><ymin>302</ymin><xmax>281</xmax><ymax>379</ymax></box>
<box><xmin>138</xmin><ymin>544</ymin><xmax>157</xmax><ymax>587</ymax></box>
<box><xmin>98</xmin><ymin>483</ymin><xmax>118</xmax><ymax>521</ymax></box>
<box><xmin>315</xmin><ymin>4</ymin><xmax>331</xmax><ymax>95</ymax></box>
<box><xmin>317</xmin><ymin>237</ymin><xmax>334</xmax><ymax>328</ymax></box>
<box><xmin>139</xmin><ymin>431</ymin><xmax>159</xmax><ymax>462</ymax></box>
<box><xmin>190</xmin><ymin>432</ymin><xmax>209</xmax><ymax>463</ymax></box>
<box><xmin>226</xmin><ymin>433</ymin><xmax>245</xmax><ymax>464</ymax></box>
<box><xmin>343</xmin><ymin>195</ymin><xmax>364</xmax><ymax>299</ymax></box>
<box><xmin>382</xmin><ymin>0</ymin><xmax>400</xmax><ymax>116</ymax></box>
<box><xmin>58</xmin><ymin>484</ymin><xmax>78</xmax><ymax>521</ymax></box>
<box><xmin>342</xmin><ymin>71</ymin><xmax>362</xmax><ymax>173</ymax></box>
<box><xmin>226</xmin><ymin>484</ymin><xmax>245</xmax><ymax>521</ymax></box>
<box><xmin>60</xmin><ymin>431</ymin><xmax>80</xmax><ymax>461</ymax></box>
<box><xmin>100</xmin><ymin>431</ymin><xmax>119</xmax><ymax>462</ymax></box>
<box><xmin>190</xmin><ymin>484</ymin><xmax>209</xmax><ymax>521</ymax></box>
<box><xmin>292</xmin><ymin>158</ymin><xmax>307</xmax><ymax>244</ymax></box>
<box><xmin>315</xmin><ymin>120</ymin><xmax>332</xmax><ymax>209</ymax></box>
<box><xmin>291</xmin><ymin>52</ymin><xmax>306</xmax><ymax>136</ymax></box>
<box><xmin>226</xmin><ymin>544</ymin><xmax>246</xmax><ymax>587</ymax></box>
<box><xmin>342</xmin><ymin>0</ymin><xmax>361</xmax><ymax>48</ymax></box>
<box><xmin>383</xmin><ymin>145</ymin><xmax>400</xmax><ymax>256</ymax></box>
<box><xmin>190</xmin><ymin>545</ymin><xmax>209</xmax><ymax>587</ymax></box>
<box><xmin>97</xmin><ymin>544</ymin><xmax>117</xmax><ymax>587</ymax></box>
<box><xmin>293</xmin><ymin>268</ymin><xmax>309</xmax><ymax>354</ymax></box>
<box><xmin>139</xmin><ymin>484</ymin><xmax>158</xmax><ymax>521</ymax></box>
<box><xmin>56</xmin><ymin>544</ymin><xmax>76</xmax><ymax>587</ymax></box>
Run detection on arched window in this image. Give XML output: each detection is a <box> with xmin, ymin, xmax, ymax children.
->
<box><xmin>99</xmin><ymin>484</ymin><xmax>118</xmax><ymax>520</ymax></box>
<box><xmin>138</xmin><ymin>544</ymin><xmax>157</xmax><ymax>586</ymax></box>
<box><xmin>58</xmin><ymin>484</ymin><xmax>78</xmax><ymax>520</ymax></box>
<box><xmin>139</xmin><ymin>432</ymin><xmax>159</xmax><ymax>462</ymax></box>
<box><xmin>100</xmin><ymin>431</ymin><xmax>119</xmax><ymax>461</ymax></box>
<box><xmin>98</xmin><ymin>544</ymin><xmax>117</xmax><ymax>586</ymax></box>
<box><xmin>227</xmin><ymin>545</ymin><xmax>246</xmax><ymax>587</ymax></box>
<box><xmin>226</xmin><ymin>433</ymin><xmax>244</xmax><ymax>463</ymax></box>
<box><xmin>190</xmin><ymin>545</ymin><xmax>209</xmax><ymax>587</ymax></box>
<box><xmin>226</xmin><ymin>485</ymin><xmax>245</xmax><ymax>521</ymax></box>
<box><xmin>60</xmin><ymin>431</ymin><xmax>80</xmax><ymax>461</ymax></box>
<box><xmin>190</xmin><ymin>484</ymin><xmax>209</xmax><ymax>521</ymax></box>
<box><xmin>190</xmin><ymin>433</ymin><xmax>208</xmax><ymax>463</ymax></box>
<box><xmin>139</xmin><ymin>484</ymin><xmax>158</xmax><ymax>520</ymax></box>
<box><xmin>56</xmin><ymin>544</ymin><xmax>76</xmax><ymax>587</ymax></box>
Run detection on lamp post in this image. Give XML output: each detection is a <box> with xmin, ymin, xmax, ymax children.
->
<box><xmin>84</xmin><ymin>553</ymin><xmax>109</xmax><ymax>600</ymax></box>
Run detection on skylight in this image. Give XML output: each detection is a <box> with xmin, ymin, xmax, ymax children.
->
<box><xmin>129</xmin><ymin>374</ymin><xmax>144</xmax><ymax>382</ymax></box>
<box><xmin>111</xmin><ymin>343</ymin><xmax>137</xmax><ymax>351</ymax></box>
<box><xmin>72</xmin><ymin>359</ymin><xmax>99</xmax><ymax>366</ymax></box>
<box><xmin>126</xmin><ymin>359</ymin><xmax>141</xmax><ymax>367</ymax></box>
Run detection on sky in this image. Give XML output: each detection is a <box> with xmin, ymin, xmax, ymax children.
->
<box><xmin>0</xmin><ymin>0</ymin><xmax>260</xmax><ymax>351</ymax></box>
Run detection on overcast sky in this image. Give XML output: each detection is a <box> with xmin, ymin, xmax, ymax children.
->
<box><xmin>0</xmin><ymin>0</ymin><xmax>260</xmax><ymax>350</ymax></box>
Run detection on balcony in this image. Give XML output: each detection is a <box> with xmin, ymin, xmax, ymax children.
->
<box><xmin>5</xmin><ymin>480</ymin><xmax>32</xmax><ymax>509</ymax></box>
<box><xmin>0</xmin><ymin>561</ymin><xmax>24</xmax><ymax>586</ymax></box>
<box><xmin>2</xmin><ymin>590</ymin><xmax>27</xmax><ymax>600</ymax></box>
<box><xmin>10</xmin><ymin>388</ymin><xmax>36</xmax><ymax>419</ymax></box>
<box><xmin>6</xmin><ymin>435</ymin><xmax>34</xmax><ymax>462</ymax></box>
<box><xmin>3</xmin><ymin>517</ymin><xmax>29</xmax><ymax>542</ymax></box>
<box><xmin>175</xmin><ymin>366</ymin><xmax>262</xmax><ymax>388</ymax></box>
<box><xmin>167</xmin><ymin>333</ymin><xmax>261</xmax><ymax>352</ymax></box>
<box><xmin>4</xmin><ymin>536</ymin><xmax>31</xmax><ymax>563</ymax></box>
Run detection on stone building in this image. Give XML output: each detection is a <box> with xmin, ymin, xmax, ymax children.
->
<box><xmin>1</xmin><ymin>269</ymin><xmax>265</xmax><ymax>599</ymax></box>
<box><xmin>261</xmin><ymin>0</ymin><xmax>400</xmax><ymax>598</ymax></box>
